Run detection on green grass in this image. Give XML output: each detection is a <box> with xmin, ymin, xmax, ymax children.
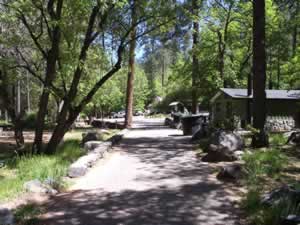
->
<box><xmin>0</xmin><ymin>140</ymin><xmax>84</xmax><ymax>202</ymax></box>
<box><xmin>64</xmin><ymin>128</ymin><xmax>120</xmax><ymax>141</ymax></box>
<box><xmin>269</xmin><ymin>133</ymin><xmax>287</xmax><ymax>146</ymax></box>
<box><xmin>14</xmin><ymin>203</ymin><xmax>44</xmax><ymax>225</ymax></box>
<box><xmin>242</xmin><ymin>148</ymin><xmax>292</xmax><ymax>225</ymax></box>
<box><xmin>243</xmin><ymin>148</ymin><xmax>287</xmax><ymax>185</ymax></box>
<box><xmin>242</xmin><ymin>187</ymin><xmax>300</xmax><ymax>225</ymax></box>
<box><xmin>0</xmin><ymin>120</ymin><xmax>11</xmax><ymax>126</ymax></box>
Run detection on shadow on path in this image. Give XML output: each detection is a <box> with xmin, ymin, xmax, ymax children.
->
<box><xmin>35</xmin><ymin>119</ymin><xmax>243</xmax><ymax>225</ymax></box>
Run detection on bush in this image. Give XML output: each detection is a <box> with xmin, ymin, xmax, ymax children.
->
<box><xmin>22</xmin><ymin>112</ymin><xmax>56</xmax><ymax>130</ymax></box>
<box><xmin>22</xmin><ymin>113</ymin><xmax>37</xmax><ymax>130</ymax></box>
<box><xmin>270</xmin><ymin>133</ymin><xmax>286</xmax><ymax>146</ymax></box>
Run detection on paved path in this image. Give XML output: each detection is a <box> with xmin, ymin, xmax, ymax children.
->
<box><xmin>38</xmin><ymin>118</ymin><xmax>242</xmax><ymax>225</ymax></box>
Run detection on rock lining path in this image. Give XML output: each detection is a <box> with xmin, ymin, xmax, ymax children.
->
<box><xmin>38</xmin><ymin>118</ymin><xmax>243</xmax><ymax>225</ymax></box>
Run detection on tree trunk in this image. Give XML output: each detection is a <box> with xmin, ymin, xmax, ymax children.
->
<box><xmin>26</xmin><ymin>73</ymin><xmax>31</xmax><ymax>113</ymax></box>
<box><xmin>125</xmin><ymin>0</ymin><xmax>137</xmax><ymax>128</ymax></box>
<box><xmin>33</xmin><ymin>49</ymin><xmax>60</xmax><ymax>153</ymax></box>
<box><xmin>0</xmin><ymin>70</ymin><xmax>25</xmax><ymax>148</ymax></box>
<box><xmin>246</xmin><ymin>72</ymin><xmax>252</xmax><ymax>125</ymax></box>
<box><xmin>191</xmin><ymin>0</ymin><xmax>200</xmax><ymax>114</ymax></box>
<box><xmin>252</xmin><ymin>0</ymin><xmax>268</xmax><ymax>147</ymax></box>
<box><xmin>32</xmin><ymin>1</ymin><xmax>63</xmax><ymax>153</ymax></box>
<box><xmin>45</xmin><ymin>121</ymin><xmax>68</xmax><ymax>154</ymax></box>
<box><xmin>277</xmin><ymin>54</ymin><xmax>280</xmax><ymax>89</ymax></box>
<box><xmin>14</xmin><ymin>117</ymin><xmax>24</xmax><ymax>148</ymax></box>
<box><xmin>292</xmin><ymin>1</ymin><xmax>299</xmax><ymax>56</ymax></box>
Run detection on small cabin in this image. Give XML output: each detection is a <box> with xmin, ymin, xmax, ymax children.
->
<box><xmin>210</xmin><ymin>88</ymin><xmax>300</xmax><ymax>130</ymax></box>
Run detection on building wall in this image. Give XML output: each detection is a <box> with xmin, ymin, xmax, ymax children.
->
<box><xmin>211</xmin><ymin>93</ymin><xmax>300</xmax><ymax>128</ymax></box>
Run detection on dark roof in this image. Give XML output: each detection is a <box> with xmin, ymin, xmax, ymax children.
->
<box><xmin>220</xmin><ymin>88</ymin><xmax>300</xmax><ymax>100</ymax></box>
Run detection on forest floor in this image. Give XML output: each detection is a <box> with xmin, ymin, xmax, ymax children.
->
<box><xmin>34</xmin><ymin>118</ymin><xmax>244</xmax><ymax>225</ymax></box>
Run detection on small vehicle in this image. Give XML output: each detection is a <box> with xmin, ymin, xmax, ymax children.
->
<box><xmin>113</xmin><ymin>110</ymin><xmax>126</xmax><ymax>118</ymax></box>
<box><xmin>134</xmin><ymin>110</ymin><xmax>144</xmax><ymax>116</ymax></box>
<box><xmin>109</xmin><ymin>112</ymin><xmax>116</xmax><ymax>118</ymax></box>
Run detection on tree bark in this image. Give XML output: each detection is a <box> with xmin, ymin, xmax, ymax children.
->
<box><xmin>277</xmin><ymin>54</ymin><xmax>280</xmax><ymax>89</ymax></box>
<box><xmin>0</xmin><ymin>70</ymin><xmax>25</xmax><ymax>148</ymax></box>
<box><xmin>125</xmin><ymin>0</ymin><xmax>137</xmax><ymax>128</ymax></box>
<box><xmin>32</xmin><ymin>0</ymin><xmax>63</xmax><ymax>153</ymax></box>
<box><xmin>217</xmin><ymin>2</ymin><xmax>233</xmax><ymax>88</ymax></box>
<box><xmin>252</xmin><ymin>0</ymin><xmax>268</xmax><ymax>147</ymax></box>
<box><xmin>292</xmin><ymin>1</ymin><xmax>299</xmax><ymax>56</ymax></box>
<box><xmin>191</xmin><ymin>0</ymin><xmax>200</xmax><ymax>114</ymax></box>
<box><xmin>246</xmin><ymin>72</ymin><xmax>252</xmax><ymax>125</ymax></box>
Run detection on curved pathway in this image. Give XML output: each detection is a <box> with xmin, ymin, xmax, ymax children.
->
<box><xmin>38</xmin><ymin>118</ymin><xmax>242</xmax><ymax>225</ymax></box>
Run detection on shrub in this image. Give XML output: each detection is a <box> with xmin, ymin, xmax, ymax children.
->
<box><xmin>270</xmin><ymin>133</ymin><xmax>286</xmax><ymax>146</ymax></box>
<box><xmin>22</xmin><ymin>113</ymin><xmax>37</xmax><ymax>130</ymax></box>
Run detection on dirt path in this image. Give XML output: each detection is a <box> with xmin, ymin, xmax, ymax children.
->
<box><xmin>38</xmin><ymin>118</ymin><xmax>243</xmax><ymax>225</ymax></box>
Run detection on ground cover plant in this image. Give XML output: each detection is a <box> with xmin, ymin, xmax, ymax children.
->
<box><xmin>242</xmin><ymin>133</ymin><xmax>300</xmax><ymax>225</ymax></box>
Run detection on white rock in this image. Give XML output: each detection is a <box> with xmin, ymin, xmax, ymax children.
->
<box><xmin>23</xmin><ymin>180</ymin><xmax>48</xmax><ymax>194</ymax></box>
<box><xmin>84</xmin><ymin>141</ymin><xmax>104</xmax><ymax>151</ymax></box>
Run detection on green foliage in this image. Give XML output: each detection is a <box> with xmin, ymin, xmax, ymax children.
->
<box><xmin>246</xmin><ymin>125</ymin><xmax>260</xmax><ymax>134</ymax></box>
<box><xmin>270</xmin><ymin>133</ymin><xmax>286</xmax><ymax>146</ymax></box>
<box><xmin>14</xmin><ymin>203</ymin><xmax>43</xmax><ymax>225</ymax></box>
<box><xmin>243</xmin><ymin>149</ymin><xmax>287</xmax><ymax>185</ymax></box>
<box><xmin>243</xmin><ymin>187</ymin><xmax>300</xmax><ymax>225</ymax></box>
<box><xmin>242</xmin><ymin>188</ymin><xmax>262</xmax><ymax>215</ymax></box>
<box><xmin>242</xmin><ymin>148</ymin><xmax>296</xmax><ymax>225</ymax></box>
<box><xmin>0</xmin><ymin>140</ymin><xmax>83</xmax><ymax>201</ymax></box>
<box><xmin>0</xmin><ymin>120</ymin><xmax>11</xmax><ymax>126</ymax></box>
<box><xmin>213</xmin><ymin>116</ymin><xmax>240</xmax><ymax>131</ymax></box>
<box><xmin>22</xmin><ymin>113</ymin><xmax>37</xmax><ymax>130</ymax></box>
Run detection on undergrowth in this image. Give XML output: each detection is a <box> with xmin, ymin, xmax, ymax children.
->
<box><xmin>0</xmin><ymin>140</ymin><xmax>83</xmax><ymax>202</ymax></box>
<box><xmin>242</xmin><ymin>148</ymin><xmax>297</xmax><ymax>225</ymax></box>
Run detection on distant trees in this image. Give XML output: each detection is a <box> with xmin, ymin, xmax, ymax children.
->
<box><xmin>0</xmin><ymin>0</ymin><xmax>299</xmax><ymax>151</ymax></box>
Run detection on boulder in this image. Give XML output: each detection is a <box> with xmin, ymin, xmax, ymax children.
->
<box><xmin>82</xmin><ymin>131</ymin><xmax>103</xmax><ymax>144</ymax></box>
<box><xmin>281</xmin><ymin>215</ymin><xmax>300</xmax><ymax>225</ymax></box>
<box><xmin>0</xmin><ymin>160</ymin><xmax>5</xmax><ymax>168</ymax></box>
<box><xmin>191</xmin><ymin>124</ymin><xmax>208</xmax><ymax>142</ymax></box>
<box><xmin>91</xmin><ymin>120</ymin><xmax>124</xmax><ymax>129</ymax></box>
<box><xmin>68</xmin><ymin>152</ymin><xmax>103</xmax><ymax>178</ymax></box>
<box><xmin>44</xmin><ymin>177</ymin><xmax>60</xmax><ymax>190</ymax></box>
<box><xmin>261</xmin><ymin>185</ymin><xmax>300</xmax><ymax>206</ymax></box>
<box><xmin>286</xmin><ymin>132</ymin><xmax>300</xmax><ymax>145</ymax></box>
<box><xmin>67</xmin><ymin>161</ymin><xmax>88</xmax><ymax>178</ymax></box>
<box><xmin>23</xmin><ymin>179</ymin><xmax>57</xmax><ymax>195</ymax></box>
<box><xmin>202</xmin><ymin>145</ymin><xmax>238</xmax><ymax>162</ymax></box>
<box><xmin>217</xmin><ymin>164</ymin><xmax>243</xmax><ymax>181</ymax></box>
<box><xmin>0</xmin><ymin>207</ymin><xmax>14</xmax><ymax>225</ymax></box>
<box><xmin>209</xmin><ymin>130</ymin><xmax>244</xmax><ymax>152</ymax></box>
<box><xmin>84</xmin><ymin>141</ymin><xmax>104</xmax><ymax>151</ymax></box>
<box><xmin>233</xmin><ymin>150</ymin><xmax>244</xmax><ymax>160</ymax></box>
<box><xmin>164</xmin><ymin>118</ymin><xmax>173</xmax><ymax>126</ymax></box>
<box><xmin>109</xmin><ymin>134</ymin><xmax>123</xmax><ymax>145</ymax></box>
<box><xmin>23</xmin><ymin>180</ymin><xmax>48</xmax><ymax>194</ymax></box>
